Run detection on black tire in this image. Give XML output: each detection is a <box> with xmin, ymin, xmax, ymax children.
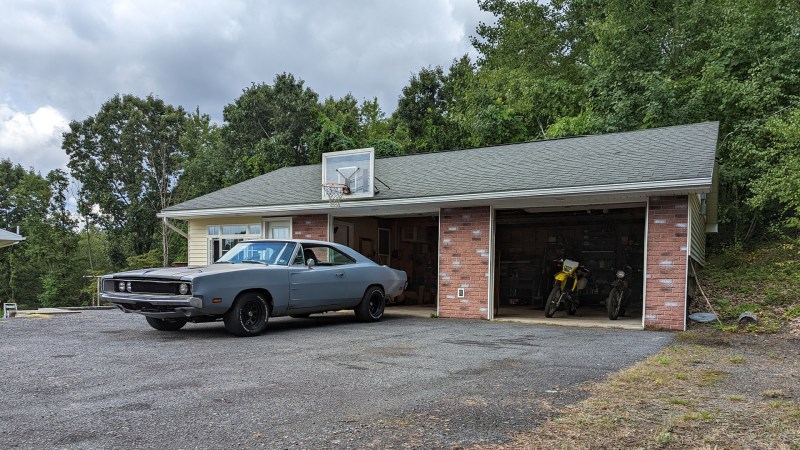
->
<box><xmin>607</xmin><ymin>289</ymin><xmax>623</xmax><ymax>320</ymax></box>
<box><xmin>355</xmin><ymin>286</ymin><xmax>385</xmax><ymax>322</ymax></box>
<box><xmin>544</xmin><ymin>286</ymin><xmax>561</xmax><ymax>318</ymax></box>
<box><xmin>290</xmin><ymin>314</ymin><xmax>311</xmax><ymax>319</ymax></box>
<box><xmin>145</xmin><ymin>316</ymin><xmax>186</xmax><ymax>331</ymax></box>
<box><xmin>567</xmin><ymin>299</ymin><xmax>578</xmax><ymax>315</ymax></box>
<box><xmin>223</xmin><ymin>292</ymin><xmax>269</xmax><ymax>337</ymax></box>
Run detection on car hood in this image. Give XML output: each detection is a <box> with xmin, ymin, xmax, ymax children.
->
<box><xmin>110</xmin><ymin>263</ymin><xmax>273</xmax><ymax>280</ymax></box>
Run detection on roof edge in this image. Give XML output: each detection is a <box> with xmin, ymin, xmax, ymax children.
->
<box><xmin>160</xmin><ymin>177</ymin><xmax>712</xmax><ymax>219</ymax></box>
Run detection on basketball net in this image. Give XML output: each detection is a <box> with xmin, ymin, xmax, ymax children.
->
<box><xmin>322</xmin><ymin>183</ymin><xmax>348</xmax><ymax>208</ymax></box>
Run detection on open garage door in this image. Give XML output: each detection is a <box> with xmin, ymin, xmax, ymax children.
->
<box><xmin>331</xmin><ymin>214</ymin><xmax>439</xmax><ymax>315</ymax></box>
<box><xmin>494</xmin><ymin>206</ymin><xmax>646</xmax><ymax>327</ymax></box>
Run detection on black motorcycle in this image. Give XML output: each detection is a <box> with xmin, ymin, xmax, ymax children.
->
<box><xmin>606</xmin><ymin>265</ymin><xmax>632</xmax><ymax>320</ymax></box>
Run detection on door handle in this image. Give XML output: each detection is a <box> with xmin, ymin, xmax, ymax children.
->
<box><xmin>335</xmin><ymin>272</ymin><xmax>344</xmax><ymax>278</ymax></box>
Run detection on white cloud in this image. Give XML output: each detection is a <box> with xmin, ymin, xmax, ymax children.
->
<box><xmin>0</xmin><ymin>104</ymin><xmax>69</xmax><ymax>173</ymax></box>
<box><xmin>0</xmin><ymin>0</ymin><xmax>496</xmax><ymax>174</ymax></box>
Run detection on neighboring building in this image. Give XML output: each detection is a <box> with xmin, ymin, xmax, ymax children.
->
<box><xmin>0</xmin><ymin>229</ymin><xmax>25</xmax><ymax>249</ymax></box>
<box><xmin>160</xmin><ymin>122</ymin><xmax>720</xmax><ymax>330</ymax></box>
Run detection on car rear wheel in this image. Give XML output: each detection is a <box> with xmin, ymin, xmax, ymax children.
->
<box><xmin>355</xmin><ymin>286</ymin><xmax>385</xmax><ymax>322</ymax></box>
<box><xmin>223</xmin><ymin>293</ymin><xmax>269</xmax><ymax>337</ymax></box>
<box><xmin>145</xmin><ymin>317</ymin><xmax>187</xmax><ymax>331</ymax></box>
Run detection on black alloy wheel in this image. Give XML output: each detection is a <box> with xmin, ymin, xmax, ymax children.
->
<box><xmin>224</xmin><ymin>293</ymin><xmax>269</xmax><ymax>337</ymax></box>
<box><xmin>355</xmin><ymin>286</ymin><xmax>385</xmax><ymax>322</ymax></box>
<box><xmin>145</xmin><ymin>316</ymin><xmax>187</xmax><ymax>331</ymax></box>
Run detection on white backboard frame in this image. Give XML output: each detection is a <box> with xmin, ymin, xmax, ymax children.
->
<box><xmin>321</xmin><ymin>147</ymin><xmax>375</xmax><ymax>200</ymax></box>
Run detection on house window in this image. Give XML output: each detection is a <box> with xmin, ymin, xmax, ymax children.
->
<box><xmin>207</xmin><ymin>223</ymin><xmax>261</xmax><ymax>263</ymax></box>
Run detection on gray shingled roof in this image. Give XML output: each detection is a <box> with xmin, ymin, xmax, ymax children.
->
<box><xmin>164</xmin><ymin>122</ymin><xmax>719</xmax><ymax>213</ymax></box>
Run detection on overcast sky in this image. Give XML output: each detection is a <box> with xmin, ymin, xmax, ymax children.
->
<box><xmin>0</xmin><ymin>0</ymin><xmax>493</xmax><ymax>176</ymax></box>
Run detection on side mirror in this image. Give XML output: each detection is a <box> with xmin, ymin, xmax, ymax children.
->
<box><xmin>306</xmin><ymin>258</ymin><xmax>316</xmax><ymax>268</ymax></box>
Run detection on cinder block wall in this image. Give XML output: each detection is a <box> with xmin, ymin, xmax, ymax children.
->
<box><xmin>292</xmin><ymin>215</ymin><xmax>329</xmax><ymax>241</ymax></box>
<box><xmin>438</xmin><ymin>206</ymin><xmax>491</xmax><ymax>319</ymax></box>
<box><xmin>644</xmin><ymin>196</ymin><xmax>689</xmax><ymax>330</ymax></box>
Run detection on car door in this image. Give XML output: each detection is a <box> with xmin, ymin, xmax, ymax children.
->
<box><xmin>288</xmin><ymin>245</ymin><xmax>349</xmax><ymax>310</ymax></box>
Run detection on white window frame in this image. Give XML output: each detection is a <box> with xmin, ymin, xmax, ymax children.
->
<box><xmin>206</xmin><ymin>223</ymin><xmax>261</xmax><ymax>264</ymax></box>
<box><xmin>262</xmin><ymin>217</ymin><xmax>293</xmax><ymax>240</ymax></box>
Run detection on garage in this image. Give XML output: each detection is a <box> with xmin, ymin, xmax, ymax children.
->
<box><xmin>331</xmin><ymin>214</ymin><xmax>439</xmax><ymax>310</ymax></box>
<box><xmin>494</xmin><ymin>206</ymin><xmax>646</xmax><ymax>325</ymax></box>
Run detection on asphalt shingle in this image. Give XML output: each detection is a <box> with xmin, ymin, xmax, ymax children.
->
<box><xmin>164</xmin><ymin>122</ymin><xmax>719</xmax><ymax>212</ymax></box>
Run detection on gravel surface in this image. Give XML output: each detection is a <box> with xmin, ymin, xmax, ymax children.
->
<box><xmin>0</xmin><ymin>310</ymin><xmax>672</xmax><ymax>449</ymax></box>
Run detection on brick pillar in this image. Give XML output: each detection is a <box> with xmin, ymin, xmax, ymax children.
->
<box><xmin>644</xmin><ymin>196</ymin><xmax>689</xmax><ymax>331</ymax></box>
<box><xmin>292</xmin><ymin>215</ymin><xmax>329</xmax><ymax>241</ymax></box>
<box><xmin>438</xmin><ymin>206</ymin><xmax>491</xmax><ymax>320</ymax></box>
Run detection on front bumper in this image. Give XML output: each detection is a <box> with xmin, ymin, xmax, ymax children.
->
<box><xmin>101</xmin><ymin>292</ymin><xmax>206</xmax><ymax>319</ymax></box>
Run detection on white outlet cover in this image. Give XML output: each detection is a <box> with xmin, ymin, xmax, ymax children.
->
<box><xmin>457</xmin><ymin>288</ymin><xmax>465</xmax><ymax>298</ymax></box>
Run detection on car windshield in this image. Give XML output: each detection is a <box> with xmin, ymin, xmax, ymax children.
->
<box><xmin>216</xmin><ymin>241</ymin><xmax>297</xmax><ymax>266</ymax></box>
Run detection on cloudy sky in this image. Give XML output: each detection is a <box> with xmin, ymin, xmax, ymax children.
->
<box><xmin>0</xmin><ymin>0</ymin><xmax>493</xmax><ymax>175</ymax></box>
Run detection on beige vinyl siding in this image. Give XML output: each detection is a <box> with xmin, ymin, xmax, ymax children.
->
<box><xmin>688</xmin><ymin>194</ymin><xmax>706</xmax><ymax>266</ymax></box>
<box><xmin>187</xmin><ymin>216</ymin><xmax>262</xmax><ymax>266</ymax></box>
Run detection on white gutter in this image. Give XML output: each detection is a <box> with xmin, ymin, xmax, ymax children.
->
<box><xmin>159</xmin><ymin>178</ymin><xmax>712</xmax><ymax>219</ymax></box>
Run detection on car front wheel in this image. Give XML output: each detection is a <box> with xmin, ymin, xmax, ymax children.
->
<box><xmin>355</xmin><ymin>286</ymin><xmax>385</xmax><ymax>322</ymax></box>
<box><xmin>224</xmin><ymin>293</ymin><xmax>269</xmax><ymax>337</ymax></box>
<box><xmin>145</xmin><ymin>317</ymin><xmax>186</xmax><ymax>331</ymax></box>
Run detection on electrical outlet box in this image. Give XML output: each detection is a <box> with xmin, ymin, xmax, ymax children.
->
<box><xmin>457</xmin><ymin>288</ymin><xmax>465</xmax><ymax>298</ymax></box>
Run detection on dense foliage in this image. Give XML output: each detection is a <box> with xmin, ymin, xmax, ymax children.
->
<box><xmin>2</xmin><ymin>0</ymin><xmax>798</xmax><ymax>309</ymax></box>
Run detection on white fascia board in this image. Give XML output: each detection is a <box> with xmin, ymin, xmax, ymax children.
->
<box><xmin>159</xmin><ymin>177</ymin><xmax>712</xmax><ymax>220</ymax></box>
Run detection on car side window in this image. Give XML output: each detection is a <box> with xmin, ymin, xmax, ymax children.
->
<box><xmin>293</xmin><ymin>245</ymin><xmax>306</xmax><ymax>265</ymax></box>
<box><xmin>296</xmin><ymin>245</ymin><xmax>355</xmax><ymax>266</ymax></box>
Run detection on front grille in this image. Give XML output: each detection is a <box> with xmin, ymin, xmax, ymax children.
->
<box><xmin>130</xmin><ymin>281</ymin><xmax>179</xmax><ymax>295</ymax></box>
<box><xmin>110</xmin><ymin>278</ymin><xmax>191</xmax><ymax>295</ymax></box>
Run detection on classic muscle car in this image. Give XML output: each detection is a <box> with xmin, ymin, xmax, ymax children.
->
<box><xmin>100</xmin><ymin>239</ymin><xmax>407</xmax><ymax>336</ymax></box>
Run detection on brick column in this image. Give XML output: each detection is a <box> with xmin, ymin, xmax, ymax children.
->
<box><xmin>438</xmin><ymin>206</ymin><xmax>491</xmax><ymax>320</ymax></box>
<box><xmin>292</xmin><ymin>215</ymin><xmax>329</xmax><ymax>241</ymax></box>
<box><xmin>644</xmin><ymin>196</ymin><xmax>689</xmax><ymax>330</ymax></box>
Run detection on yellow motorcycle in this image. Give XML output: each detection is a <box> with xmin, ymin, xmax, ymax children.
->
<box><xmin>544</xmin><ymin>259</ymin><xmax>589</xmax><ymax>318</ymax></box>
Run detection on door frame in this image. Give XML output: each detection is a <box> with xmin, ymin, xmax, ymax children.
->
<box><xmin>262</xmin><ymin>216</ymin><xmax>293</xmax><ymax>239</ymax></box>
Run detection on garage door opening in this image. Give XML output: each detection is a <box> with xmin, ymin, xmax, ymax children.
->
<box><xmin>331</xmin><ymin>214</ymin><xmax>438</xmax><ymax>316</ymax></box>
<box><xmin>494</xmin><ymin>206</ymin><xmax>646</xmax><ymax>327</ymax></box>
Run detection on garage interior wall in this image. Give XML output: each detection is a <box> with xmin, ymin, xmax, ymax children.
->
<box><xmin>333</xmin><ymin>215</ymin><xmax>439</xmax><ymax>306</ymax></box>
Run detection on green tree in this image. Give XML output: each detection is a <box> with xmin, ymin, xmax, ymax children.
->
<box><xmin>0</xmin><ymin>163</ymin><xmax>82</xmax><ymax>308</ymax></box>
<box><xmin>222</xmin><ymin>73</ymin><xmax>321</xmax><ymax>180</ymax></box>
<box><xmin>63</xmin><ymin>94</ymin><xmax>187</xmax><ymax>268</ymax></box>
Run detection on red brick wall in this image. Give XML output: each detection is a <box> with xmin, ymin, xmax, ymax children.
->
<box><xmin>644</xmin><ymin>196</ymin><xmax>689</xmax><ymax>331</ymax></box>
<box><xmin>292</xmin><ymin>215</ymin><xmax>329</xmax><ymax>241</ymax></box>
<box><xmin>438</xmin><ymin>206</ymin><xmax>491</xmax><ymax>320</ymax></box>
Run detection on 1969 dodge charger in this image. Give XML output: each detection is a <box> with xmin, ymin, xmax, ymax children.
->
<box><xmin>100</xmin><ymin>239</ymin><xmax>407</xmax><ymax>336</ymax></box>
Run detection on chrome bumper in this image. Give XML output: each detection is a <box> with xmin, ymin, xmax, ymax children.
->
<box><xmin>101</xmin><ymin>293</ymin><xmax>205</xmax><ymax>318</ymax></box>
<box><xmin>101</xmin><ymin>292</ymin><xmax>197</xmax><ymax>307</ymax></box>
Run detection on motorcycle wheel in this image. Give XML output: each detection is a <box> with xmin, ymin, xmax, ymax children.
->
<box><xmin>544</xmin><ymin>286</ymin><xmax>561</xmax><ymax>318</ymax></box>
<box><xmin>607</xmin><ymin>289</ymin><xmax>623</xmax><ymax>320</ymax></box>
<box><xmin>567</xmin><ymin>300</ymin><xmax>578</xmax><ymax>315</ymax></box>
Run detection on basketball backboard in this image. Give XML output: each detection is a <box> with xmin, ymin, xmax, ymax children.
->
<box><xmin>321</xmin><ymin>147</ymin><xmax>375</xmax><ymax>200</ymax></box>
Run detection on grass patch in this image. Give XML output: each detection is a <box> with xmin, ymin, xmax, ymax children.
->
<box><xmin>667</xmin><ymin>398</ymin><xmax>692</xmax><ymax>406</ymax></box>
<box><xmin>700</xmin><ymin>370</ymin><xmax>729</xmax><ymax>386</ymax></box>
<box><xmin>474</xmin><ymin>328</ymin><xmax>800</xmax><ymax>450</ymax></box>
<box><xmin>698</xmin><ymin>241</ymin><xmax>800</xmax><ymax>333</ymax></box>
<box><xmin>761</xmin><ymin>389</ymin><xmax>788</xmax><ymax>399</ymax></box>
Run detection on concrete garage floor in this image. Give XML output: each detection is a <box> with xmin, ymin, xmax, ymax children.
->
<box><xmin>383</xmin><ymin>304</ymin><xmax>643</xmax><ymax>330</ymax></box>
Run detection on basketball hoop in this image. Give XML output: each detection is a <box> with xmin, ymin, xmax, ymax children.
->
<box><xmin>322</xmin><ymin>183</ymin><xmax>348</xmax><ymax>208</ymax></box>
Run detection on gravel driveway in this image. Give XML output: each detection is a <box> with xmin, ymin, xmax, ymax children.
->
<box><xmin>0</xmin><ymin>310</ymin><xmax>671</xmax><ymax>449</ymax></box>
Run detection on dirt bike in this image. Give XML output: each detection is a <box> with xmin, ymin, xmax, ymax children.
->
<box><xmin>544</xmin><ymin>259</ymin><xmax>589</xmax><ymax>318</ymax></box>
<box><xmin>606</xmin><ymin>265</ymin><xmax>632</xmax><ymax>320</ymax></box>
